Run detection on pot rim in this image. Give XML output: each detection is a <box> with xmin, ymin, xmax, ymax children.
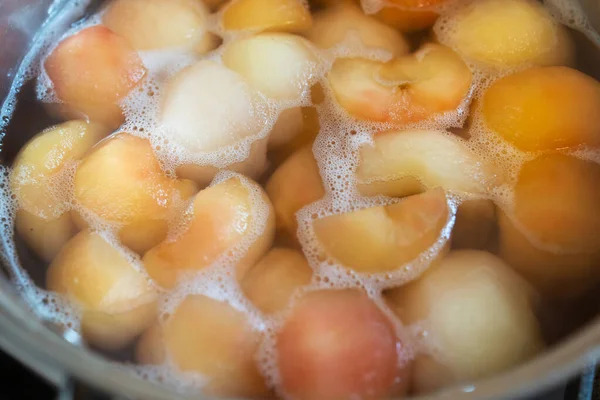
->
<box><xmin>0</xmin><ymin>0</ymin><xmax>599</xmax><ymax>398</ymax></box>
<box><xmin>0</xmin><ymin>275</ymin><xmax>599</xmax><ymax>400</ymax></box>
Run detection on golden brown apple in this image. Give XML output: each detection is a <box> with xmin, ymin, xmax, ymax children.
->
<box><xmin>328</xmin><ymin>44</ymin><xmax>471</xmax><ymax>123</ymax></box>
<box><xmin>307</xmin><ymin>3</ymin><xmax>409</xmax><ymax>55</ymax></box>
<box><xmin>73</xmin><ymin>133</ymin><xmax>198</xmax><ymax>254</ymax></box>
<box><xmin>143</xmin><ymin>175</ymin><xmax>275</xmax><ymax>288</ymax></box>
<box><xmin>222</xmin><ymin>0</ymin><xmax>312</xmax><ymax>33</ymax></box>
<box><xmin>241</xmin><ymin>248</ymin><xmax>312</xmax><ymax>314</ymax></box>
<box><xmin>11</xmin><ymin>120</ymin><xmax>109</xmax><ymax>261</ymax></box>
<box><xmin>481</xmin><ymin>66</ymin><xmax>600</xmax><ymax>151</ymax></box>
<box><xmin>47</xmin><ymin>231</ymin><xmax>158</xmax><ymax>350</ymax></box>
<box><xmin>386</xmin><ymin>250</ymin><xmax>544</xmax><ymax>393</ymax></box>
<box><xmin>136</xmin><ymin>295</ymin><xmax>268</xmax><ymax>397</ymax></box>
<box><xmin>44</xmin><ymin>26</ymin><xmax>146</xmax><ymax>129</ymax></box>
<box><xmin>277</xmin><ymin>289</ymin><xmax>409</xmax><ymax>400</ymax></box>
<box><xmin>436</xmin><ymin>0</ymin><xmax>573</xmax><ymax>69</ymax></box>
<box><xmin>265</xmin><ymin>146</ymin><xmax>325</xmax><ymax>243</ymax></box>
<box><xmin>313</xmin><ymin>188</ymin><xmax>449</xmax><ymax>273</ymax></box>
<box><xmin>498</xmin><ymin>154</ymin><xmax>600</xmax><ymax>298</ymax></box>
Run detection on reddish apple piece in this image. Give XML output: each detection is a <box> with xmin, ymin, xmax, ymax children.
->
<box><xmin>313</xmin><ymin>188</ymin><xmax>449</xmax><ymax>273</ymax></box>
<box><xmin>328</xmin><ymin>44</ymin><xmax>471</xmax><ymax>123</ymax></box>
<box><xmin>47</xmin><ymin>231</ymin><xmax>158</xmax><ymax>350</ymax></box>
<box><xmin>222</xmin><ymin>0</ymin><xmax>311</xmax><ymax>33</ymax></box>
<box><xmin>436</xmin><ymin>0</ymin><xmax>573</xmax><ymax>68</ymax></box>
<box><xmin>482</xmin><ymin>66</ymin><xmax>600</xmax><ymax>151</ymax></box>
<box><xmin>136</xmin><ymin>295</ymin><xmax>268</xmax><ymax>397</ymax></box>
<box><xmin>266</xmin><ymin>146</ymin><xmax>325</xmax><ymax>243</ymax></box>
<box><xmin>44</xmin><ymin>26</ymin><xmax>146</xmax><ymax>129</ymax></box>
<box><xmin>499</xmin><ymin>154</ymin><xmax>600</xmax><ymax>298</ymax></box>
<box><xmin>74</xmin><ymin>134</ymin><xmax>198</xmax><ymax>254</ymax></box>
<box><xmin>386</xmin><ymin>250</ymin><xmax>543</xmax><ymax>393</ymax></box>
<box><xmin>307</xmin><ymin>3</ymin><xmax>409</xmax><ymax>55</ymax></box>
<box><xmin>241</xmin><ymin>248</ymin><xmax>312</xmax><ymax>314</ymax></box>
<box><xmin>143</xmin><ymin>176</ymin><xmax>275</xmax><ymax>288</ymax></box>
<box><xmin>103</xmin><ymin>0</ymin><xmax>218</xmax><ymax>53</ymax></box>
<box><xmin>11</xmin><ymin>120</ymin><xmax>109</xmax><ymax>261</ymax></box>
<box><xmin>277</xmin><ymin>289</ymin><xmax>408</xmax><ymax>400</ymax></box>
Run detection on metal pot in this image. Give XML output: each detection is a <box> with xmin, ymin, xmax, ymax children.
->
<box><xmin>0</xmin><ymin>1</ymin><xmax>599</xmax><ymax>399</ymax></box>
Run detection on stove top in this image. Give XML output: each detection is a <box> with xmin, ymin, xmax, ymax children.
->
<box><xmin>0</xmin><ymin>350</ymin><xmax>596</xmax><ymax>400</ymax></box>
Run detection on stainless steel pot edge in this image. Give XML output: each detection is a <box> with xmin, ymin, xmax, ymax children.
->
<box><xmin>0</xmin><ymin>0</ymin><xmax>598</xmax><ymax>399</ymax></box>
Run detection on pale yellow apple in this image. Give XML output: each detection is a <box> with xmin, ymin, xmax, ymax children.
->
<box><xmin>386</xmin><ymin>250</ymin><xmax>544</xmax><ymax>393</ymax></box>
<box><xmin>11</xmin><ymin>120</ymin><xmax>109</xmax><ymax>261</ymax></box>
<box><xmin>47</xmin><ymin>231</ymin><xmax>158</xmax><ymax>350</ymax></box>
<box><xmin>74</xmin><ymin>133</ymin><xmax>199</xmax><ymax>254</ymax></box>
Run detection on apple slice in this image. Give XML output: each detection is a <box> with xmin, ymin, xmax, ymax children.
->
<box><xmin>44</xmin><ymin>26</ymin><xmax>146</xmax><ymax>129</ymax></box>
<box><xmin>136</xmin><ymin>295</ymin><xmax>268</xmax><ymax>397</ymax></box>
<box><xmin>11</xmin><ymin>120</ymin><xmax>109</xmax><ymax>261</ymax></box>
<box><xmin>47</xmin><ymin>231</ymin><xmax>158</xmax><ymax>350</ymax></box>
<box><xmin>498</xmin><ymin>154</ymin><xmax>600</xmax><ymax>298</ymax></box>
<box><xmin>277</xmin><ymin>289</ymin><xmax>409</xmax><ymax>400</ymax></box>
<box><xmin>103</xmin><ymin>0</ymin><xmax>217</xmax><ymax>52</ymax></box>
<box><xmin>241</xmin><ymin>248</ymin><xmax>312</xmax><ymax>314</ymax></box>
<box><xmin>222</xmin><ymin>33</ymin><xmax>320</xmax><ymax>101</ymax></box>
<box><xmin>355</xmin><ymin>129</ymin><xmax>498</xmax><ymax>197</ymax></box>
<box><xmin>481</xmin><ymin>66</ymin><xmax>600</xmax><ymax>151</ymax></box>
<box><xmin>160</xmin><ymin>60</ymin><xmax>269</xmax><ymax>185</ymax></box>
<box><xmin>435</xmin><ymin>0</ymin><xmax>573</xmax><ymax>69</ymax></box>
<box><xmin>313</xmin><ymin>188</ymin><xmax>449</xmax><ymax>273</ymax></box>
<box><xmin>74</xmin><ymin>133</ymin><xmax>199</xmax><ymax>254</ymax></box>
<box><xmin>386</xmin><ymin>250</ymin><xmax>543</xmax><ymax>393</ymax></box>
<box><xmin>222</xmin><ymin>0</ymin><xmax>311</xmax><ymax>33</ymax></box>
<box><xmin>355</xmin><ymin>129</ymin><xmax>500</xmax><ymax>251</ymax></box>
<box><xmin>265</xmin><ymin>146</ymin><xmax>325</xmax><ymax>243</ymax></box>
<box><xmin>307</xmin><ymin>3</ymin><xmax>409</xmax><ymax>55</ymax></box>
<box><xmin>328</xmin><ymin>44</ymin><xmax>471</xmax><ymax>123</ymax></box>
<box><xmin>142</xmin><ymin>175</ymin><xmax>275</xmax><ymax>288</ymax></box>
